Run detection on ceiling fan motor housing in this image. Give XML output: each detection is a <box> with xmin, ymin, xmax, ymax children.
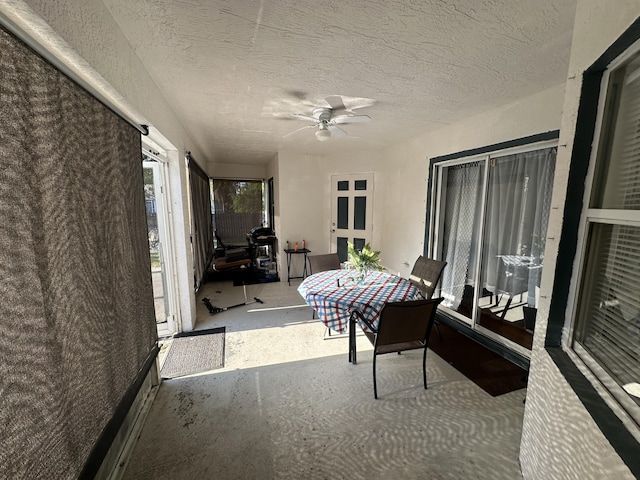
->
<box><xmin>313</xmin><ymin>108</ymin><xmax>333</xmax><ymax>123</ymax></box>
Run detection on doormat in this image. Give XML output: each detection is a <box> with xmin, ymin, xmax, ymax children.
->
<box><xmin>161</xmin><ymin>327</ymin><xmax>225</xmax><ymax>379</ymax></box>
<box><xmin>428</xmin><ymin>323</ymin><xmax>527</xmax><ymax>396</ymax></box>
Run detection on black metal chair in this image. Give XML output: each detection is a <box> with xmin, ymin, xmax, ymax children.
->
<box><xmin>408</xmin><ymin>256</ymin><xmax>447</xmax><ymax>339</ymax></box>
<box><xmin>408</xmin><ymin>256</ymin><xmax>447</xmax><ymax>299</ymax></box>
<box><xmin>308</xmin><ymin>253</ymin><xmax>341</xmax><ymax>322</ymax></box>
<box><xmin>308</xmin><ymin>253</ymin><xmax>341</xmax><ymax>274</ymax></box>
<box><xmin>357</xmin><ymin>298</ymin><xmax>444</xmax><ymax>399</ymax></box>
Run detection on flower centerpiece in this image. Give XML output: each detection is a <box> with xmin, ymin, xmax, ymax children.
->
<box><xmin>345</xmin><ymin>241</ymin><xmax>385</xmax><ymax>284</ymax></box>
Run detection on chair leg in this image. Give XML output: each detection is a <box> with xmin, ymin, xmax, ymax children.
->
<box><xmin>373</xmin><ymin>353</ymin><xmax>378</xmax><ymax>399</ymax></box>
<box><xmin>423</xmin><ymin>347</ymin><xmax>428</xmax><ymax>390</ymax></box>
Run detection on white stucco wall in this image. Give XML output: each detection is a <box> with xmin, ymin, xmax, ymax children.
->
<box><xmin>208</xmin><ymin>162</ymin><xmax>267</xmax><ymax>180</ymax></box>
<box><xmin>277</xmin><ymin>84</ymin><xmax>565</xmax><ymax>278</ymax></box>
<box><xmin>519</xmin><ymin>1</ymin><xmax>640</xmax><ymax>479</ymax></box>
<box><xmin>8</xmin><ymin>1</ymin><xmax>637</xmax><ymax>474</ymax></box>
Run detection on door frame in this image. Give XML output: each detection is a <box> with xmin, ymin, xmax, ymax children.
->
<box><xmin>330</xmin><ymin>173</ymin><xmax>374</xmax><ymax>261</ymax></box>
<box><xmin>143</xmin><ymin>149</ymin><xmax>178</xmax><ymax>335</ymax></box>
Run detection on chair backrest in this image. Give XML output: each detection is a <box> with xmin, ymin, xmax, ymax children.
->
<box><xmin>376</xmin><ymin>298</ymin><xmax>444</xmax><ymax>348</ymax></box>
<box><xmin>308</xmin><ymin>253</ymin><xmax>341</xmax><ymax>274</ymax></box>
<box><xmin>409</xmin><ymin>256</ymin><xmax>447</xmax><ymax>299</ymax></box>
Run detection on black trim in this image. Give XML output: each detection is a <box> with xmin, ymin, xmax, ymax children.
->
<box><xmin>545</xmin><ymin>17</ymin><xmax>640</xmax><ymax>477</ymax></box>
<box><xmin>436</xmin><ymin>312</ymin><xmax>530</xmax><ymax>370</ymax></box>
<box><xmin>424</xmin><ymin>130</ymin><xmax>560</xmax><ymax>254</ymax></box>
<box><xmin>422</xmin><ymin>131</ymin><xmax>559</xmax><ymax>368</ymax></box>
<box><xmin>545</xmin><ymin>73</ymin><xmax>602</xmax><ymax>347</ymax></box>
<box><xmin>0</xmin><ymin>23</ymin><xmax>149</xmax><ymax>136</ymax></box>
<box><xmin>429</xmin><ymin>130</ymin><xmax>560</xmax><ymax>164</ymax></box>
<box><xmin>79</xmin><ymin>345</ymin><xmax>160</xmax><ymax>479</ymax></box>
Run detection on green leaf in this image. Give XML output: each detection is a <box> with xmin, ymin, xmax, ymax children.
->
<box><xmin>345</xmin><ymin>241</ymin><xmax>386</xmax><ymax>272</ymax></box>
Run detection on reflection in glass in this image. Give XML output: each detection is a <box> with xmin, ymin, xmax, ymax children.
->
<box><xmin>476</xmin><ymin>148</ymin><xmax>555</xmax><ymax>349</ymax></box>
<box><xmin>576</xmin><ymin>224</ymin><xmax>640</xmax><ymax>406</ymax></box>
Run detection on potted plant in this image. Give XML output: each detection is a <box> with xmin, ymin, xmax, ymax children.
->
<box><xmin>345</xmin><ymin>242</ymin><xmax>385</xmax><ymax>283</ymax></box>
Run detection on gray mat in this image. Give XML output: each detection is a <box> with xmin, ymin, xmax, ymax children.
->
<box><xmin>161</xmin><ymin>327</ymin><xmax>225</xmax><ymax>379</ymax></box>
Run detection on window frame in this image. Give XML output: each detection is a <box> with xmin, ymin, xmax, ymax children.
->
<box><xmin>425</xmin><ymin>132</ymin><xmax>559</xmax><ymax>368</ymax></box>
<box><xmin>565</xmin><ymin>39</ymin><xmax>640</xmax><ymax>437</ymax></box>
<box><xmin>545</xmin><ymin>18</ymin><xmax>640</xmax><ymax>474</ymax></box>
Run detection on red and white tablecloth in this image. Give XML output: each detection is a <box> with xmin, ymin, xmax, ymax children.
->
<box><xmin>298</xmin><ymin>269</ymin><xmax>423</xmax><ymax>333</ymax></box>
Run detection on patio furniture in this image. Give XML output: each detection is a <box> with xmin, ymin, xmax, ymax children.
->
<box><xmin>495</xmin><ymin>255</ymin><xmax>542</xmax><ymax>318</ymax></box>
<box><xmin>284</xmin><ymin>248</ymin><xmax>311</xmax><ymax>285</ymax></box>
<box><xmin>308</xmin><ymin>253</ymin><xmax>341</xmax><ymax>274</ymax></box>
<box><xmin>297</xmin><ymin>270</ymin><xmax>423</xmax><ymax>362</ymax></box>
<box><xmin>355</xmin><ymin>297</ymin><xmax>444</xmax><ymax>398</ymax></box>
<box><xmin>408</xmin><ymin>256</ymin><xmax>447</xmax><ymax>339</ymax></box>
<box><xmin>307</xmin><ymin>253</ymin><xmax>341</xmax><ymax>321</ymax></box>
<box><xmin>408</xmin><ymin>256</ymin><xmax>447</xmax><ymax>299</ymax></box>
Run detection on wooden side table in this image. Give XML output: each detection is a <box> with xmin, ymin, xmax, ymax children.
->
<box><xmin>284</xmin><ymin>248</ymin><xmax>311</xmax><ymax>285</ymax></box>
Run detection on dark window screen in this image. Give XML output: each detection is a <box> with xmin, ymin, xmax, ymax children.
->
<box><xmin>212</xmin><ymin>179</ymin><xmax>263</xmax><ymax>245</ymax></box>
<box><xmin>0</xmin><ymin>24</ymin><xmax>157</xmax><ymax>480</ymax></box>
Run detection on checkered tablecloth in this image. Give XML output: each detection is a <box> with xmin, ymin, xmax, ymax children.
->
<box><xmin>297</xmin><ymin>269</ymin><xmax>423</xmax><ymax>333</ymax></box>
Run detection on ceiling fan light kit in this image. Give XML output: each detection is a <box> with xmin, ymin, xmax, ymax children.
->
<box><xmin>315</xmin><ymin>127</ymin><xmax>332</xmax><ymax>141</ymax></box>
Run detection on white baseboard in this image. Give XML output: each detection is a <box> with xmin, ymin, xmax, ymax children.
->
<box><xmin>94</xmin><ymin>358</ymin><xmax>161</xmax><ymax>480</ymax></box>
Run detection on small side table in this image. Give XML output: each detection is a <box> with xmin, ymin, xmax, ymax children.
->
<box><xmin>284</xmin><ymin>248</ymin><xmax>311</xmax><ymax>285</ymax></box>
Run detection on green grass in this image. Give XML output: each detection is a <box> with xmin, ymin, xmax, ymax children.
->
<box><xmin>150</xmin><ymin>251</ymin><xmax>160</xmax><ymax>269</ymax></box>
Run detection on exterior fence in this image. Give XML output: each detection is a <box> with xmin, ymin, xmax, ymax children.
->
<box><xmin>213</xmin><ymin>212</ymin><xmax>262</xmax><ymax>245</ymax></box>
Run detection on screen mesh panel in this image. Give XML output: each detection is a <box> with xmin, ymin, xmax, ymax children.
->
<box><xmin>0</xmin><ymin>25</ymin><xmax>157</xmax><ymax>479</ymax></box>
<box><xmin>188</xmin><ymin>157</ymin><xmax>214</xmax><ymax>291</ymax></box>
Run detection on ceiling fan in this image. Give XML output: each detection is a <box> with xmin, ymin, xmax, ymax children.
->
<box><xmin>283</xmin><ymin>95</ymin><xmax>371</xmax><ymax>141</ymax></box>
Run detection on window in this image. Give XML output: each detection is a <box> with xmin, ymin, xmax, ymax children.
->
<box><xmin>572</xmin><ymin>47</ymin><xmax>640</xmax><ymax>422</ymax></box>
<box><xmin>429</xmin><ymin>136</ymin><xmax>557</xmax><ymax>353</ymax></box>
<box><xmin>211</xmin><ymin>179</ymin><xmax>265</xmax><ymax>245</ymax></box>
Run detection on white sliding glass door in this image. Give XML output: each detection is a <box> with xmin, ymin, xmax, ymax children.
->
<box><xmin>431</xmin><ymin>142</ymin><xmax>556</xmax><ymax>352</ymax></box>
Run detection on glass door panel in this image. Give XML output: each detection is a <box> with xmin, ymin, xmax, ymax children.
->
<box><xmin>143</xmin><ymin>159</ymin><xmax>176</xmax><ymax>335</ymax></box>
<box><xmin>437</xmin><ymin>160</ymin><xmax>485</xmax><ymax>323</ymax></box>
<box><xmin>476</xmin><ymin>148</ymin><xmax>556</xmax><ymax>348</ymax></box>
<box><xmin>432</xmin><ymin>144</ymin><xmax>556</xmax><ymax>352</ymax></box>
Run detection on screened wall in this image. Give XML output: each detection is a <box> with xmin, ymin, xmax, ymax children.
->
<box><xmin>212</xmin><ymin>179</ymin><xmax>264</xmax><ymax>245</ymax></box>
<box><xmin>188</xmin><ymin>155</ymin><xmax>214</xmax><ymax>291</ymax></box>
<box><xmin>0</xmin><ymin>25</ymin><xmax>157</xmax><ymax>479</ymax></box>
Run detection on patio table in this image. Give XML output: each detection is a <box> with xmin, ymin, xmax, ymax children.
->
<box><xmin>298</xmin><ymin>269</ymin><xmax>423</xmax><ymax>363</ymax></box>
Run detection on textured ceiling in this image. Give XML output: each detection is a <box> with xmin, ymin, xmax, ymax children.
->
<box><xmin>102</xmin><ymin>0</ymin><xmax>576</xmax><ymax>165</ymax></box>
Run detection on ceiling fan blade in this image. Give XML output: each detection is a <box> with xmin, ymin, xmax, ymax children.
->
<box><xmin>328</xmin><ymin>125</ymin><xmax>347</xmax><ymax>138</ymax></box>
<box><xmin>332</xmin><ymin>114</ymin><xmax>371</xmax><ymax>124</ymax></box>
<box><xmin>283</xmin><ymin>125</ymin><xmax>315</xmax><ymax>138</ymax></box>
<box><xmin>325</xmin><ymin>95</ymin><xmax>348</xmax><ymax>113</ymax></box>
<box><xmin>291</xmin><ymin>113</ymin><xmax>317</xmax><ymax>122</ymax></box>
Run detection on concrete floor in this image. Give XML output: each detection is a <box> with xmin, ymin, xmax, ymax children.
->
<box><xmin>123</xmin><ymin>279</ymin><xmax>526</xmax><ymax>479</ymax></box>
